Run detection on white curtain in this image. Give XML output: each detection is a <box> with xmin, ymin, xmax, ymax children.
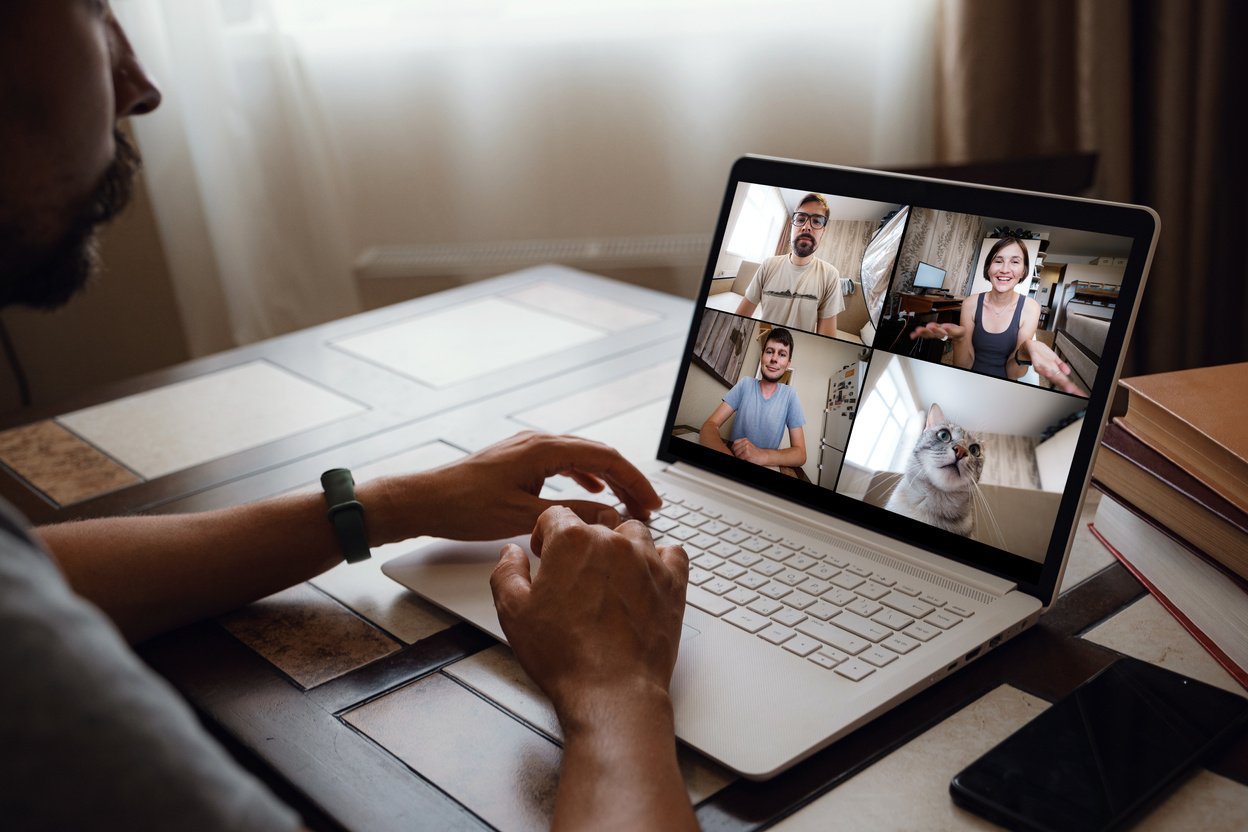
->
<box><xmin>117</xmin><ymin>0</ymin><xmax>939</xmax><ymax>354</ymax></box>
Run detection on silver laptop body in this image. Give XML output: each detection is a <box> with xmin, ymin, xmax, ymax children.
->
<box><xmin>385</xmin><ymin>156</ymin><xmax>1159</xmax><ymax>779</ymax></box>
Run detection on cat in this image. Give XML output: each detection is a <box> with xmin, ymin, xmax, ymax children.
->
<box><xmin>884</xmin><ymin>402</ymin><xmax>985</xmax><ymax>537</ymax></box>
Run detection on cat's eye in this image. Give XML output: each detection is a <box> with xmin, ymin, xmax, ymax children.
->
<box><xmin>936</xmin><ymin>429</ymin><xmax>951</xmax><ymax>442</ymax></box>
<box><xmin>968</xmin><ymin>443</ymin><xmax>982</xmax><ymax>457</ymax></box>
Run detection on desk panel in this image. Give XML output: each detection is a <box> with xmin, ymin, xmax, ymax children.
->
<box><xmin>5</xmin><ymin>270</ymin><xmax>1245</xmax><ymax>831</ymax></box>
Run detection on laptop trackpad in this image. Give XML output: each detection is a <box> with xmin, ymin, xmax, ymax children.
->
<box><xmin>382</xmin><ymin>536</ymin><xmax>534</xmax><ymax>642</ymax></box>
<box><xmin>383</xmin><ymin>537</ymin><xmax>702</xmax><ymax>644</ymax></box>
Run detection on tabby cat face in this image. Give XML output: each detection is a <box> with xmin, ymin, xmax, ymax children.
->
<box><xmin>912</xmin><ymin>420</ymin><xmax>984</xmax><ymax>492</ymax></box>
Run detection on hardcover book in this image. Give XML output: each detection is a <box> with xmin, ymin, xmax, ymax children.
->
<box><xmin>1095</xmin><ymin>420</ymin><xmax>1248</xmax><ymax>581</ymax></box>
<box><xmin>1117</xmin><ymin>362</ymin><xmax>1248</xmax><ymax>515</ymax></box>
<box><xmin>1091</xmin><ymin>492</ymin><xmax>1248</xmax><ymax>691</ymax></box>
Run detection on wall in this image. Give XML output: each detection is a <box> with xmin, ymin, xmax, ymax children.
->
<box><xmin>894</xmin><ymin>208</ymin><xmax>982</xmax><ymax>294</ymax></box>
<box><xmin>0</xmin><ymin>173</ymin><xmax>189</xmax><ymax>416</ymax></box>
<box><xmin>674</xmin><ymin>361</ymin><xmax>737</xmax><ymax>432</ymax></box>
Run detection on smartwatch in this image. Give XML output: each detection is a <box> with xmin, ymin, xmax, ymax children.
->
<box><xmin>320</xmin><ymin>468</ymin><xmax>370</xmax><ymax>563</ymax></box>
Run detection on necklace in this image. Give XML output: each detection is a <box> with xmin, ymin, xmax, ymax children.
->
<box><xmin>984</xmin><ymin>295</ymin><xmax>1016</xmax><ymax>315</ymax></box>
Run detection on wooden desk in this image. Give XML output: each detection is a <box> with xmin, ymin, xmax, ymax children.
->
<box><xmin>874</xmin><ymin>293</ymin><xmax>964</xmax><ymax>364</ymax></box>
<box><xmin>897</xmin><ymin>291</ymin><xmax>963</xmax><ymax>319</ymax></box>
<box><xmin>1</xmin><ymin>267</ymin><xmax>1244</xmax><ymax>831</ymax></box>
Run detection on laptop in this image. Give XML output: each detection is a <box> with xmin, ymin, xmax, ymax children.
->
<box><xmin>384</xmin><ymin>155</ymin><xmax>1158</xmax><ymax>779</ymax></box>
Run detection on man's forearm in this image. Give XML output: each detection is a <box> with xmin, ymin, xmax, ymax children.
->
<box><xmin>553</xmin><ymin>685</ymin><xmax>697</xmax><ymax>831</ymax></box>
<box><xmin>762</xmin><ymin>445</ymin><xmax>806</xmax><ymax>468</ymax></box>
<box><xmin>700</xmin><ymin>423</ymin><xmax>732</xmax><ymax>454</ymax></box>
<box><xmin>34</xmin><ymin>431</ymin><xmax>664</xmax><ymax>644</ymax></box>
<box><xmin>36</xmin><ymin>476</ymin><xmax>409</xmax><ymax>643</ymax></box>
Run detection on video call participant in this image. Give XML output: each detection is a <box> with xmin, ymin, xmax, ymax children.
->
<box><xmin>0</xmin><ymin>4</ymin><xmax>697</xmax><ymax>830</ymax></box>
<box><xmin>700</xmin><ymin>327</ymin><xmax>807</xmax><ymax>468</ymax></box>
<box><xmin>910</xmin><ymin>236</ymin><xmax>1086</xmax><ymax>396</ymax></box>
<box><xmin>735</xmin><ymin>193</ymin><xmax>845</xmax><ymax>337</ymax></box>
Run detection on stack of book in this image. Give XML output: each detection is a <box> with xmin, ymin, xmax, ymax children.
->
<box><xmin>1090</xmin><ymin>362</ymin><xmax>1248</xmax><ymax>690</ymax></box>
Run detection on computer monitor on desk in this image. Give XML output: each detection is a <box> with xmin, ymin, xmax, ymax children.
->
<box><xmin>913</xmin><ymin>261</ymin><xmax>948</xmax><ymax>293</ymax></box>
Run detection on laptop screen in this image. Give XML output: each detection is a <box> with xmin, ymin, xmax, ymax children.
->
<box><xmin>659</xmin><ymin>156</ymin><xmax>1157</xmax><ymax>601</ymax></box>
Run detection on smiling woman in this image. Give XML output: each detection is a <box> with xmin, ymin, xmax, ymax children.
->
<box><xmin>115</xmin><ymin>0</ymin><xmax>939</xmax><ymax>354</ymax></box>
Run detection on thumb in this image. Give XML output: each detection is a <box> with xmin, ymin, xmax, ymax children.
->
<box><xmin>536</xmin><ymin>498</ymin><xmax>621</xmax><ymax>528</ymax></box>
<box><xmin>490</xmin><ymin>543</ymin><xmax>533</xmax><ymax>621</ymax></box>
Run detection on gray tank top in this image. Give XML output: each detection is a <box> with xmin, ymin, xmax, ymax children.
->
<box><xmin>971</xmin><ymin>293</ymin><xmax>1024</xmax><ymax>378</ymax></box>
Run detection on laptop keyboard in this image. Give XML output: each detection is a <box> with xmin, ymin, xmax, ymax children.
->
<box><xmin>635</xmin><ymin>490</ymin><xmax>977</xmax><ymax>683</ymax></box>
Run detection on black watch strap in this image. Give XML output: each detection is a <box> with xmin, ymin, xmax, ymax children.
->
<box><xmin>321</xmin><ymin>468</ymin><xmax>370</xmax><ymax>564</ymax></box>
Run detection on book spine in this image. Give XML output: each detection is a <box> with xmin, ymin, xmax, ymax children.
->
<box><xmin>1088</xmin><ymin>521</ymin><xmax>1248</xmax><ymax>691</ymax></box>
<box><xmin>1091</xmin><ymin>480</ymin><xmax>1248</xmax><ymax>592</ymax></box>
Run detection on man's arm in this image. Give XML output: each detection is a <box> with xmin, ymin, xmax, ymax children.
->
<box><xmin>36</xmin><ymin>432</ymin><xmax>660</xmax><ymax>643</ymax></box>
<box><xmin>734</xmin><ymin>297</ymin><xmax>758</xmax><ymax>319</ymax></box>
<box><xmin>491</xmin><ymin>508</ymin><xmax>697</xmax><ymax>831</ymax></box>
<box><xmin>731</xmin><ymin>425</ymin><xmax>807</xmax><ymax>468</ymax></box>
<box><xmin>817</xmin><ymin>269</ymin><xmax>844</xmax><ymax>337</ymax></box>
<box><xmin>699</xmin><ymin>400</ymin><xmax>737</xmax><ymax>455</ymax></box>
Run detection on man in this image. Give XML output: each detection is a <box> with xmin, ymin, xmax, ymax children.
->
<box><xmin>0</xmin><ymin>4</ymin><xmax>696</xmax><ymax>830</ymax></box>
<box><xmin>735</xmin><ymin>192</ymin><xmax>845</xmax><ymax>337</ymax></box>
<box><xmin>699</xmin><ymin>327</ymin><xmax>807</xmax><ymax>469</ymax></box>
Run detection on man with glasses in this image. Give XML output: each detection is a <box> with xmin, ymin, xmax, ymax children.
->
<box><xmin>735</xmin><ymin>192</ymin><xmax>845</xmax><ymax>337</ymax></box>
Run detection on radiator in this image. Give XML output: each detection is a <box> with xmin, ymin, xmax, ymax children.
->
<box><xmin>352</xmin><ymin>234</ymin><xmax>712</xmax><ymax>307</ymax></box>
<box><xmin>354</xmin><ymin>233</ymin><xmax>710</xmax><ymax>278</ymax></box>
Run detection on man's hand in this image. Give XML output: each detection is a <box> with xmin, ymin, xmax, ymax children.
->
<box><xmin>730</xmin><ymin>436</ymin><xmax>768</xmax><ymax>464</ymax></box>
<box><xmin>382</xmin><ymin>431</ymin><xmax>661</xmax><ymax>544</ymax></box>
<box><xmin>491</xmin><ymin>507</ymin><xmax>696</xmax><ymax>829</ymax></box>
<box><xmin>490</xmin><ymin>506</ymin><xmax>688</xmax><ymax>720</ymax></box>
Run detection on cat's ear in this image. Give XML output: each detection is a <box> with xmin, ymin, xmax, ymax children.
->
<box><xmin>926</xmin><ymin>403</ymin><xmax>946</xmax><ymax>429</ymax></box>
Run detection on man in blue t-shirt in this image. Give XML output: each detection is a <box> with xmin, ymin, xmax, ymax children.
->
<box><xmin>699</xmin><ymin>327</ymin><xmax>807</xmax><ymax>468</ymax></box>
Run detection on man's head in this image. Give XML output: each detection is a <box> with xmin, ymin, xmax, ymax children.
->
<box><xmin>0</xmin><ymin>1</ymin><xmax>161</xmax><ymax>309</ymax></box>
<box><xmin>759</xmin><ymin>327</ymin><xmax>794</xmax><ymax>382</ymax></box>
<box><xmin>789</xmin><ymin>193</ymin><xmax>829</xmax><ymax>260</ymax></box>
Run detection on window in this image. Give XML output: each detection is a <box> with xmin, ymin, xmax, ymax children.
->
<box><xmin>726</xmin><ymin>185</ymin><xmax>785</xmax><ymax>261</ymax></box>
<box><xmin>847</xmin><ymin>357</ymin><xmax>918</xmax><ymax>472</ymax></box>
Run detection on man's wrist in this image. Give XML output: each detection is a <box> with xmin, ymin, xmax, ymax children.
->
<box><xmin>353</xmin><ymin>474</ymin><xmax>408</xmax><ymax>549</ymax></box>
<box><xmin>556</xmin><ymin>679</ymin><xmax>675</xmax><ymax>740</ymax></box>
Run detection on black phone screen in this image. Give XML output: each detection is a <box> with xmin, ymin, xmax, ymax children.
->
<box><xmin>949</xmin><ymin>657</ymin><xmax>1248</xmax><ymax>832</ymax></box>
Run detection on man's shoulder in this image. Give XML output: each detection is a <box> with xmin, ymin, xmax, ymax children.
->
<box><xmin>733</xmin><ymin>376</ymin><xmax>760</xmax><ymax>392</ymax></box>
<box><xmin>758</xmin><ymin>254</ymin><xmax>788</xmax><ymax>275</ymax></box>
<box><xmin>812</xmin><ymin>258</ymin><xmax>841</xmax><ymax>279</ymax></box>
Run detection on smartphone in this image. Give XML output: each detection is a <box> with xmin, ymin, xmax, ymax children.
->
<box><xmin>949</xmin><ymin>657</ymin><xmax>1248</xmax><ymax>832</ymax></box>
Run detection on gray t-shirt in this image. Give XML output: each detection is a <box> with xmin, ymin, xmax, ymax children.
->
<box><xmin>0</xmin><ymin>500</ymin><xmax>300</xmax><ymax>831</ymax></box>
<box><xmin>743</xmin><ymin>254</ymin><xmax>845</xmax><ymax>333</ymax></box>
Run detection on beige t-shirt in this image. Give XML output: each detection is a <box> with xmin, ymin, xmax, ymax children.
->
<box><xmin>744</xmin><ymin>255</ymin><xmax>845</xmax><ymax>333</ymax></box>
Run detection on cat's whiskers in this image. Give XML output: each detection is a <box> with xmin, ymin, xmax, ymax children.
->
<box><xmin>968</xmin><ymin>479</ymin><xmax>1007</xmax><ymax>549</ymax></box>
<box><xmin>866</xmin><ymin>470</ymin><xmax>905</xmax><ymax>505</ymax></box>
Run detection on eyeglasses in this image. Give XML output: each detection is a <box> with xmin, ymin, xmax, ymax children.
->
<box><xmin>791</xmin><ymin>211</ymin><xmax>829</xmax><ymax>229</ymax></box>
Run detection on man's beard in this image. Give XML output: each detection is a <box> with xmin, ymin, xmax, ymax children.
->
<box><xmin>792</xmin><ymin>234</ymin><xmax>817</xmax><ymax>257</ymax></box>
<box><xmin>0</xmin><ymin>128</ymin><xmax>140</xmax><ymax>310</ymax></box>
